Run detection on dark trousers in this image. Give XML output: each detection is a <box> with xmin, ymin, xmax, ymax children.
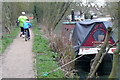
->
<box><xmin>24</xmin><ymin>28</ymin><xmax>30</xmax><ymax>37</ymax></box>
<box><xmin>20</xmin><ymin>27</ymin><xmax>24</xmax><ymax>35</ymax></box>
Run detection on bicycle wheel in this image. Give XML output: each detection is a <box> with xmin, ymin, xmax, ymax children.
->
<box><xmin>25</xmin><ymin>32</ymin><xmax>28</xmax><ymax>41</ymax></box>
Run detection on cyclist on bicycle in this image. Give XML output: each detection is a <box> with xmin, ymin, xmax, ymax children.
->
<box><xmin>18</xmin><ymin>12</ymin><xmax>28</xmax><ymax>37</ymax></box>
<box><xmin>23</xmin><ymin>19</ymin><xmax>32</xmax><ymax>39</ymax></box>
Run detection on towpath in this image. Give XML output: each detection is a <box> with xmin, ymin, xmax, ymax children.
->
<box><xmin>1</xmin><ymin>30</ymin><xmax>35</xmax><ymax>78</ymax></box>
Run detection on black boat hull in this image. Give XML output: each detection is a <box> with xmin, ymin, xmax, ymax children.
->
<box><xmin>75</xmin><ymin>54</ymin><xmax>113</xmax><ymax>75</ymax></box>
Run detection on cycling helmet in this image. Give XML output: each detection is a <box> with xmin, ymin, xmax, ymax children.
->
<box><xmin>22</xmin><ymin>12</ymin><xmax>25</xmax><ymax>15</ymax></box>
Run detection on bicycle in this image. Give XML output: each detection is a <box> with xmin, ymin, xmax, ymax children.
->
<box><xmin>24</xmin><ymin>29</ymin><xmax>30</xmax><ymax>41</ymax></box>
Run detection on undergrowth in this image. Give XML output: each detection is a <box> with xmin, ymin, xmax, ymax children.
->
<box><xmin>1</xmin><ymin>27</ymin><xmax>19</xmax><ymax>54</ymax></box>
<box><xmin>32</xmin><ymin>21</ymin><xmax>65</xmax><ymax>78</ymax></box>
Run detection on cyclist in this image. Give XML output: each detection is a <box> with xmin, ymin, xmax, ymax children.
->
<box><xmin>23</xmin><ymin>19</ymin><xmax>32</xmax><ymax>39</ymax></box>
<box><xmin>18</xmin><ymin>12</ymin><xmax>28</xmax><ymax>37</ymax></box>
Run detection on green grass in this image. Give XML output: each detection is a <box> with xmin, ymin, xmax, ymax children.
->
<box><xmin>32</xmin><ymin>22</ymin><xmax>65</xmax><ymax>78</ymax></box>
<box><xmin>1</xmin><ymin>27</ymin><xmax>19</xmax><ymax>54</ymax></box>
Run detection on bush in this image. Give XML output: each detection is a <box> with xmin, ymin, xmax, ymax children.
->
<box><xmin>49</xmin><ymin>33</ymin><xmax>75</xmax><ymax>75</ymax></box>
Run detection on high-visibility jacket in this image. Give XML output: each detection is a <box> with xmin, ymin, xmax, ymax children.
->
<box><xmin>18</xmin><ymin>15</ymin><xmax>28</xmax><ymax>27</ymax></box>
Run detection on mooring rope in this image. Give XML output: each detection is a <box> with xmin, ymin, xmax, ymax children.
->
<box><xmin>38</xmin><ymin>54</ymin><xmax>85</xmax><ymax>77</ymax></box>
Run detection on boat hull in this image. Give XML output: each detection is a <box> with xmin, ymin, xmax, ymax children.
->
<box><xmin>75</xmin><ymin>54</ymin><xmax>113</xmax><ymax>75</ymax></box>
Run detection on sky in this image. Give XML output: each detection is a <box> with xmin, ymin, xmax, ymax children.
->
<box><xmin>80</xmin><ymin>0</ymin><xmax>105</xmax><ymax>6</ymax></box>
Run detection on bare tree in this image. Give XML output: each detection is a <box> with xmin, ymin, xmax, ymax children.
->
<box><xmin>109</xmin><ymin>2</ymin><xmax>120</xmax><ymax>79</ymax></box>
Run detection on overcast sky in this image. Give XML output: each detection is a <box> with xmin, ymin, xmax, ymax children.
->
<box><xmin>80</xmin><ymin>0</ymin><xmax>105</xmax><ymax>6</ymax></box>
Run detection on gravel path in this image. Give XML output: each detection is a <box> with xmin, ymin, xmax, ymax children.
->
<box><xmin>1</xmin><ymin>30</ymin><xmax>35</xmax><ymax>78</ymax></box>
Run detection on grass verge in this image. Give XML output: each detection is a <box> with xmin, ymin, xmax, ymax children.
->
<box><xmin>0</xmin><ymin>27</ymin><xmax>19</xmax><ymax>54</ymax></box>
<box><xmin>32</xmin><ymin>22</ymin><xmax>65</xmax><ymax>78</ymax></box>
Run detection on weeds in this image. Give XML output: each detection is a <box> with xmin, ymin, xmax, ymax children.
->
<box><xmin>49</xmin><ymin>33</ymin><xmax>76</xmax><ymax>78</ymax></box>
<box><xmin>32</xmin><ymin>22</ymin><xmax>64</xmax><ymax>78</ymax></box>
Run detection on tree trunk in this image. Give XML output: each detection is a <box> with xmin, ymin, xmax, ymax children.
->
<box><xmin>87</xmin><ymin>27</ymin><xmax>112</xmax><ymax>78</ymax></box>
<box><xmin>109</xmin><ymin>50</ymin><xmax>119</xmax><ymax>78</ymax></box>
<box><xmin>109</xmin><ymin>2</ymin><xmax>120</xmax><ymax>79</ymax></box>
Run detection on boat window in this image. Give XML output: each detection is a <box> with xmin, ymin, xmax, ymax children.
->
<box><xmin>67</xmin><ymin>28</ymin><xmax>69</xmax><ymax>31</ymax></box>
<box><xmin>93</xmin><ymin>30</ymin><xmax>105</xmax><ymax>41</ymax></box>
<box><xmin>64</xmin><ymin>28</ymin><xmax>66</xmax><ymax>32</ymax></box>
<box><xmin>64</xmin><ymin>28</ymin><xmax>69</xmax><ymax>32</ymax></box>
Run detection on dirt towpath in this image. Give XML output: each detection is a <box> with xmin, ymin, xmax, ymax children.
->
<box><xmin>1</xmin><ymin>30</ymin><xmax>35</xmax><ymax>78</ymax></box>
